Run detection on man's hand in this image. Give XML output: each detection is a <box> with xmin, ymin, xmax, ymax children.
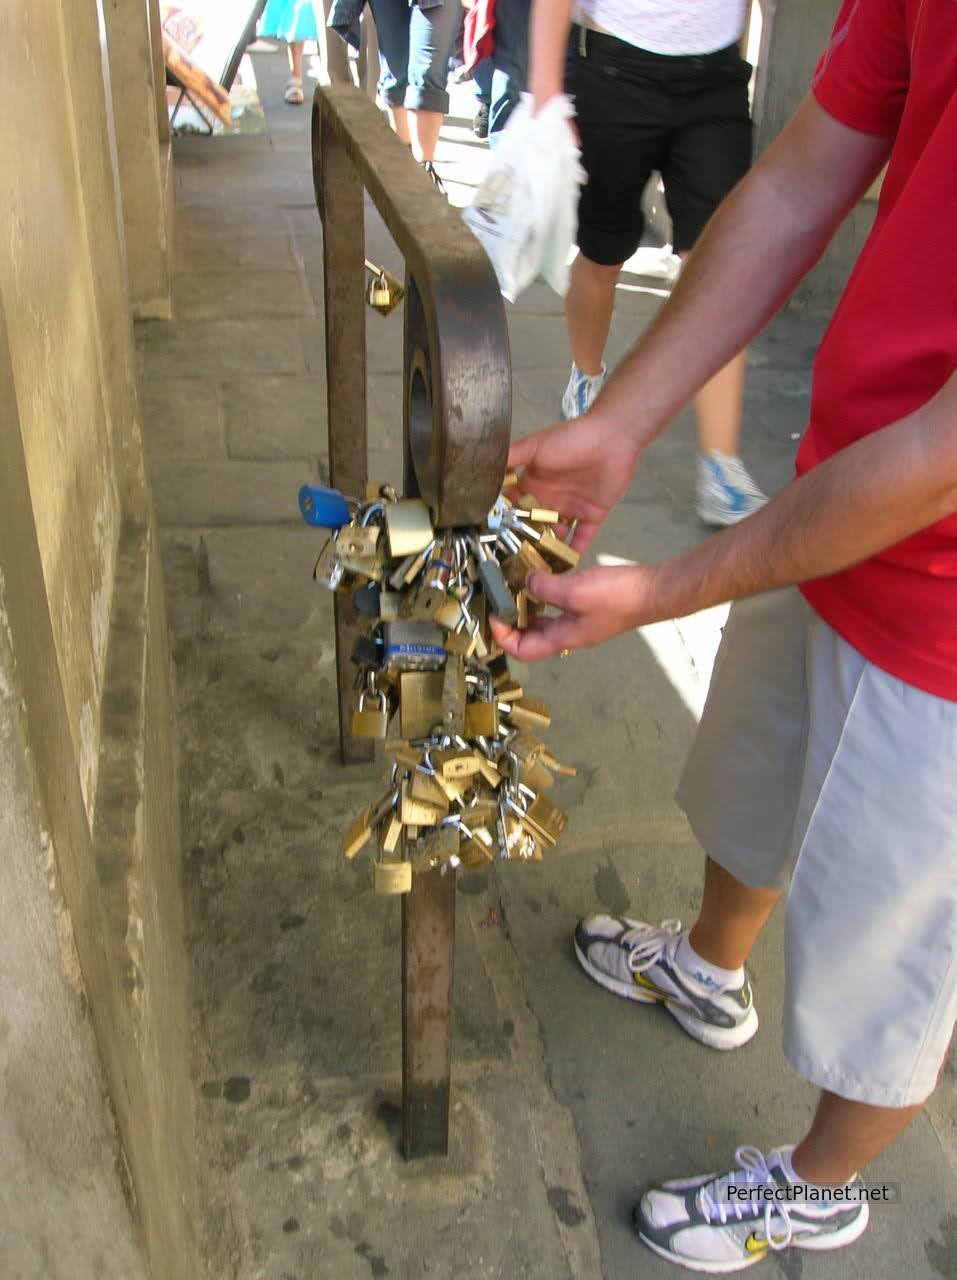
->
<box><xmin>489</xmin><ymin>563</ymin><xmax>660</xmax><ymax>661</ymax></box>
<box><xmin>509</xmin><ymin>413</ymin><xmax>640</xmax><ymax>554</ymax></box>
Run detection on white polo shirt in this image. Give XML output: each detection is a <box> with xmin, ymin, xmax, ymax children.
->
<box><xmin>574</xmin><ymin>0</ymin><xmax>747</xmax><ymax>56</ymax></box>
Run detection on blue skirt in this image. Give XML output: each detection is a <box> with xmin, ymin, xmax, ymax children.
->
<box><xmin>260</xmin><ymin>0</ymin><xmax>320</xmax><ymax>41</ymax></box>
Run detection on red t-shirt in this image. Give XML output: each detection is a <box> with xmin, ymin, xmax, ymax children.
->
<box><xmin>796</xmin><ymin>0</ymin><xmax>957</xmax><ymax>698</ymax></box>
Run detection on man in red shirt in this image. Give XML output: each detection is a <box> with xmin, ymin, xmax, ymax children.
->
<box><xmin>492</xmin><ymin>0</ymin><xmax>957</xmax><ymax>1270</ymax></box>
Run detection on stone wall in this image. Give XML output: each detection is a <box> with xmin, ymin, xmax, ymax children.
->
<box><xmin>0</xmin><ymin>2</ymin><xmax>197</xmax><ymax>1276</ymax></box>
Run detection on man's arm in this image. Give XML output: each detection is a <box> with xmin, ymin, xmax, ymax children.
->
<box><xmin>505</xmin><ymin>96</ymin><xmax>893</xmax><ymax>555</ymax></box>
<box><xmin>591</xmin><ymin>94</ymin><xmax>893</xmax><ymax>453</ymax></box>
<box><xmin>493</xmin><ymin>371</ymin><xmax>957</xmax><ymax>660</ymax></box>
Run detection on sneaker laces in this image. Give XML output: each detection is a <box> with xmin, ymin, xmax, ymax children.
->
<box><xmin>621</xmin><ymin>918</ymin><xmax>682</xmax><ymax>976</ymax></box>
<box><xmin>707</xmin><ymin>453</ymin><xmax>765</xmax><ymax>501</ymax></box>
<box><xmin>698</xmin><ymin>1147</ymin><xmax>793</xmax><ymax>1251</ymax></box>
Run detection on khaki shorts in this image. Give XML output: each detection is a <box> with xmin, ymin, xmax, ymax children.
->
<box><xmin>677</xmin><ymin>588</ymin><xmax>957</xmax><ymax>1107</ymax></box>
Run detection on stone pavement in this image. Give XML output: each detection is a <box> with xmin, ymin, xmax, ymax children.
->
<box><xmin>137</xmin><ymin>46</ymin><xmax>957</xmax><ymax>1280</ymax></box>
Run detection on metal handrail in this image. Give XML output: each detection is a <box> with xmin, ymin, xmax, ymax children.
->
<box><xmin>311</xmin><ymin>85</ymin><xmax>512</xmax><ymax>1159</ymax></box>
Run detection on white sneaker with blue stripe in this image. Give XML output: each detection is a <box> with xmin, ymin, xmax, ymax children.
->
<box><xmin>561</xmin><ymin>362</ymin><xmax>607</xmax><ymax>419</ymax></box>
<box><xmin>574</xmin><ymin>915</ymin><xmax>758</xmax><ymax>1051</ymax></box>
<box><xmin>695</xmin><ymin>452</ymin><xmax>767</xmax><ymax>526</ymax></box>
<box><xmin>635</xmin><ymin>1145</ymin><xmax>870</xmax><ymax>1273</ymax></box>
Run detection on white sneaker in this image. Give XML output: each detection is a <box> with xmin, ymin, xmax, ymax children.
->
<box><xmin>574</xmin><ymin>914</ymin><xmax>758</xmax><ymax>1050</ymax></box>
<box><xmin>695</xmin><ymin>452</ymin><xmax>767</xmax><ymax>526</ymax></box>
<box><xmin>635</xmin><ymin>1145</ymin><xmax>870</xmax><ymax>1273</ymax></box>
<box><xmin>561</xmin><ymin>362</ymin><xmax>607</xmax><ymax>419</ymax></box>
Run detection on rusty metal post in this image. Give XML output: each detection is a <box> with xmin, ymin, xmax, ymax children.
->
<box><xmin>312</xmin><ymin>85</ymin><xmax>510</xmax><ymax>1158</ymax></box>
<box><xmin>401</xmin><ymin>863</ymin><xmax>456</xmax><ymax>1156</ymax></box>
<box><xmin>314</xmin><ymin>95</ymin><xmax>373</xmax><ymax>764</ymax></box>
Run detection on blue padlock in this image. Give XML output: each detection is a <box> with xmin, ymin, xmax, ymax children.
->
<box><xmin>298</xmin><ymin>484</ymin><xmax>352</xmax><ymax>530</ymax></box>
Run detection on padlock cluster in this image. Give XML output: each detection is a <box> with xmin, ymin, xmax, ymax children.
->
<box><xmin>299</xmin><ymin>477</ymin><xmax>580</xmax><ymax>894</ymax></box>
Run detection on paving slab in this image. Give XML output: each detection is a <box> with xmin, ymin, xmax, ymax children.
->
<box><xmin>140</xmin><ymin>377</ymin><xmax>225</xmax><ymax>460</ymax></box>
<box><xmin>174</xmin><ymin>270</ymin><xmax>313</xmax><ymax>320</ymax></box>
<box><xmin>222</xmin><ymin>376</ymin><xmax>327</xmax><ymax>461</ymax></box>
<box><xmin>137</xmin><ymin>318</ymin><xmax>307</xmax><ymax>378</ymax></box>
<box><xmin>151</xmin><ymin>460</ymin><xmax>322</xmax><ymax>527</ymax></box>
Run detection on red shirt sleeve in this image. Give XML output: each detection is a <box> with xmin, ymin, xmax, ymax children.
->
<box><xmin>811</xmin><ymin>0</ymin><xmax>911</xmax><ymax>136</ymax></box>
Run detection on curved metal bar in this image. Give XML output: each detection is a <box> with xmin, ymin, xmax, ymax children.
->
<box><xmin>311</xmin><ymin>86</ymin><xmax>512</xmax><ymax>1161</ymax></box>
<box><xmin>312</xmin><ymin>84</ymin><xmax>511</xmax><ymax>526</ymax></box>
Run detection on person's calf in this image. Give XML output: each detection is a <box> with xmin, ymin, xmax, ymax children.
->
<box><xmin>688</xmin><ymin>856</ymin><xmax>781</xmax><ymax>972</ymax></box>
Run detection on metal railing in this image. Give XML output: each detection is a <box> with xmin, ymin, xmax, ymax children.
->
<box><xmin>311</xmin><ymin>85</ymin><xmax>511</xmax><ymax>1157</ymax></box>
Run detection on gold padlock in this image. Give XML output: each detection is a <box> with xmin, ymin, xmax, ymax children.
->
<box><xmin>400</xmin><ymin>780</ymin><xmax>444</xmax><ymax>827</ymax></box>
<box><xmin>433</xmin><ymin>747</ymin><xmax>481</xmax><ymax>781</ymax></box>
<box><xmin>373</xmin><ymin>857</ymin><xmax>413</xmax><ymax>894</ymax></box>
<box><xmin>336</xmin><ymin>525</ymin><xmax>385</xmax><ymax>579</ymax></box>
<box><xmin>410</xmin><ymin>769</ymin><xmax>450</xmax><ymax>815</ymax></box>
<box><xmin>385</xmin><ymin>499</ymin><xmax>434</xmax><ymax>558</ymax></box>
<box><xmin>343</xmin><ymin>805</ymin><xmax>374</xmax><ymax>859</ymax></box>
<box><xmin>364</xmin><ymin>260</ymin><xmax>405</xmax><ymax>316</ymax></box>
<box><xmin>399</xmin><ymin>670</ymin><xmax>445</xmax><ymax>740</ymax></box>
<box><xmin>459</xmin><ymin>831</ymin><xmax>495</xmax><ymax>868</ymax></box>
<box><xmin>352</xmin><ymin>689</ymin><xmax>390</xmax><ymax>738</ymax></box>
<box><xmin>465</xmin><ymin>696</ymin><xmax>500</xmax><ymax>738</ymax></box>
<box><xmin>521</xmin><ymin>759</ymin><xmax>556</xmax><ymax>793</ymax></box>
<box><xmin>507</xmin><ymin>696</ymin><xmax>552</xmax><ymax>731</ymax></box>
<box><xmin>520</xmin><ymin>794</ymin><xmax>568</xmax><ymax>847</ymax></box>
<box><xmin>380</xmin><ymin>810</ymin><xmax>403</xmax><ymax>854</ymax></box>
<box><xmin>537</xmin><ymin>528</ymin><xmax>580</xmax><ymax>572</ymax></box>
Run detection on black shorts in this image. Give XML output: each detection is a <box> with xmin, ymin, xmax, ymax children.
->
<box><xmin>565</xmin><ymin>26</ymin><xmax>753</xmax><ymax>265</ymax></box>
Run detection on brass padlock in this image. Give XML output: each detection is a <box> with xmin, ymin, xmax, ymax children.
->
<box><xmin>521</xmin><ymin>759</ymin><xmax>556</xmax><ymax>793</ymax></box>
<box><xmin>540</xmin><ymin>750</ymin><xmax>577</xmax><ymax>778</ymax></box>
<box><xmin>459</xmin><ymin>828</ymin><xmax>495</xmax><ymax>868</ymax></box>
<box><xmin>537</xmin><ymin>528</ymin><xmax>580</xmax><ymax>572</ymax></box>
<box><xmin>374</xmin><ymin>857</ymin><xmax>413</xmax><ymax>894</ymax></box>
<box><xmin>508</xmin><ymin>730</ymin><xmax>544</xmax><ymax>764</ymax></box>
<box><xmin>380</xmin><ymin>810</ymin><xmax>403</xmax><ymax>854</ymax></box>
<box><xmin>433</xmin><ymin>747</ymin><xmax>481</xmax><ymax>781</ymax></box>
<box><xmin>472</xmin><ymin>752</ymin><xmax>504</xmax><ymax>789</ymax></box>
<box><xmin>518</xmin><ymin>539</ymin><xmax>551</xmax><ymax>576</ymax></box>
<box><xmin>336</xmin><ymin>524</ymin><xmax>384</xmax><ymax>580</ymax></box>
<box><xmin>410</xmin><ymin>769</ymin><xmax>451</xmax><ymax>815</ymax></box>
<box><xmin>352</xmin><ymin>689</ymin><xmax>390</xmax><ymax>738</ymax></box>
<box><xmin>520</xmin><ymin>794</ymin><xmax>568</xmax><ymax>847</ymax></box>
<box><xmin>507</xmin><ymin>697</ymin><xmax>552</xmax><ymax>731</ymax></box>
<box><xmin>400</xmin><ymin>780</ymin><xmax>444</xmax><ymax>827</ymax></box>
<box><xmin>465</xmin><ymin>698</ymin><xmax>499</xmax><ymax>738</ymax></box>
<box><xmin>433</xmin><ymin>597</ymin><xmax>464</xmax><ymax>631</ymax></box>
<box><xmin>364</xmin><ymin>259</ymin><xmax>405</xmax><ymax>316</ymax></box>
<box><xmin>385</xmin><ymin>499</ymin><xmax>434</xmax><ymax>558</ymax></box>
<box><xmin>399</xmin><ymin>670</ymin><xmax>445</xmax><ymax>740</ymax></box>
<box><xmin>342</xmin><ymin>805</ymin><xmax>374</xmax><ymax>859</ymax></box>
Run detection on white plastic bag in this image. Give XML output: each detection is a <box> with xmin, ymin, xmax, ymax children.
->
<box><xmin>463</xmin><ymin>94</ymin><xmax>584</xmax><ymax>303</ymax></box>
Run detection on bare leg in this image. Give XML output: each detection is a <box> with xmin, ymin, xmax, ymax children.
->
<box><xmin>388</xmin><ymin>105</ymin><xmax>411</xmax><ymax>145</ymax></box>
<box><xmin>792</xmin><ymin>1091</ymin><xmax>924</xmax><ymax>1184</ymax></box>
<box><xmin>565</xmin><ymin>253</ymin><xmax>622</xmax><ymax>376</ymax></box>
<box><xmin>288</xmin><ymin>41</ymin><xmax>304</xmax><ymax>81</ymax></box>
<box><xmin>676</xmin><ymin>250</ymin><xmax>749</xmax><ymax>456</ymax></box>
<box><xmin>688</xmin><ymin>856</ymin><xmax>781</xmax><ymax>971</ymax></box>
<box><xmin>694</xmin><ymin>349</ymin><xmax>749</xmax><ymax>455</ymax></box>
<box><xmin>408</xmin><ymin>108</ymin><xmax>443</xmax><ymax>162</ymax></box>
